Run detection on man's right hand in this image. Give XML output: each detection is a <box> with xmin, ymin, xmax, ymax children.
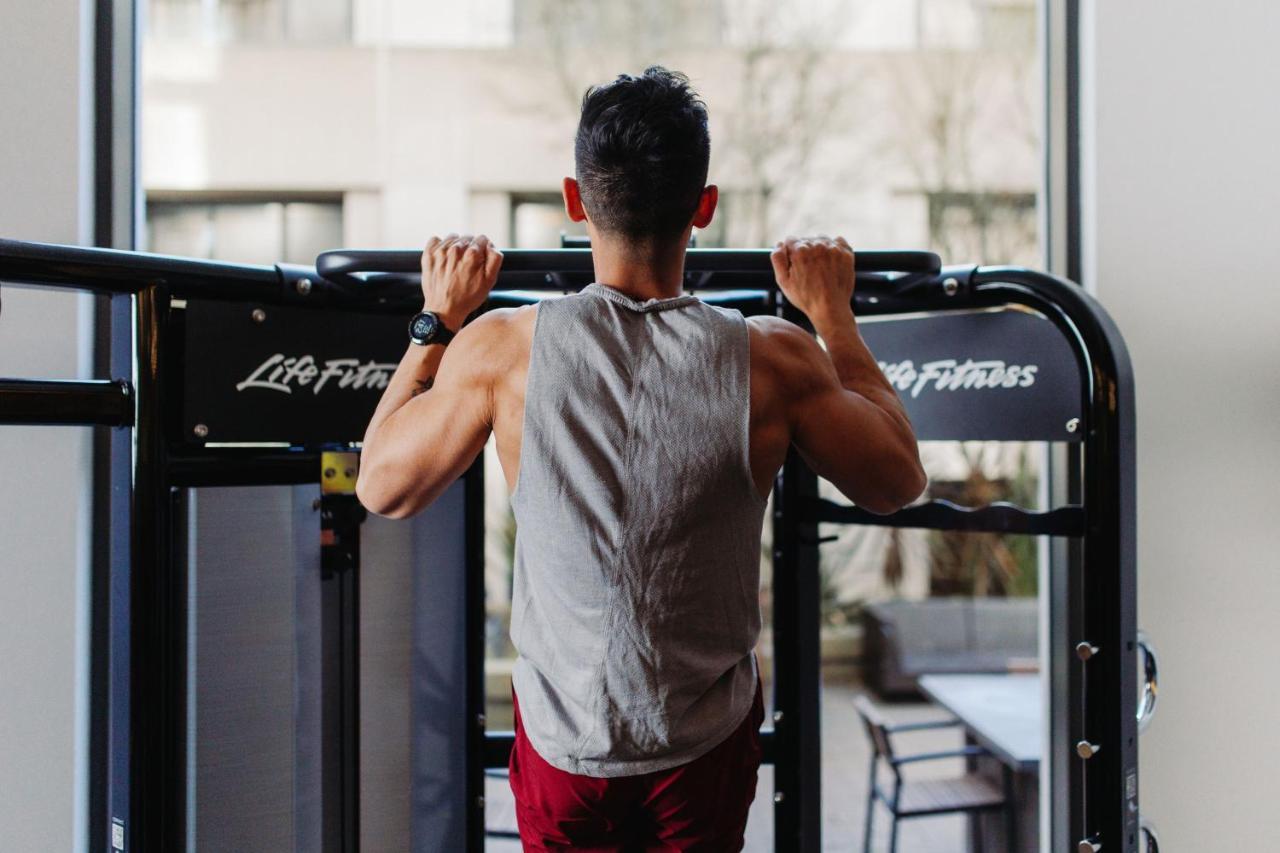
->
<box><xmin>769</xmin><ymin>235</ymin><xmax>856</xmax><ymax>320</ymax></box>
<box><xmin>420</xmin><ymin>233</ymin><xmax>504</xmax><ymax>331</ymax></box>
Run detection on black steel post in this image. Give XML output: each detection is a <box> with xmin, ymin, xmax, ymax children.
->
<box><xmin>770</xmin><ymin>298</ymin><xmax>824</xmax><ymax>853</ymax></box>
<box><xmin>320</xmin><ymin>493</ymin><xmax>365</xmax><ymax>853</ymax></box>
<box><xmin>1079</xmin><ymin>328</ymin><xmax>1137</xmax><ymax>853</ymax></box>
<box><xmin>465</xmin><ymin>456</ymin><xmax>488</xmax><ymax>851</ymax></box>
<box><xmin>130</xmin><ymin>284</ymin><xmax>184</xmax><ymax>851</ymax></box>
<box><xmin>94</xmin><ymin>292</ymin><xmax>134</xmax><ymax>853</ymax></box>
<box><xmin>772</xmin><ymin>449</ymin><xmax>823</xmax><ymax>852</ymax></box>
<box><xmin>965</xmin><ymin>268</ymin><xmax>1138</xmax><ymax>852</ymax></box>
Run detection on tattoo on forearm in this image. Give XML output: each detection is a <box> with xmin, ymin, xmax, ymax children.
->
<box><xmin>411</xmin><ymin>376</ymin><xmax>435</xmax><ymax>397</ymax></box>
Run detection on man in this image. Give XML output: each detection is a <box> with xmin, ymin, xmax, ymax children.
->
<box><xmin>356</xmin><ymin>66</ymin><xmax>926</xmax><ymax>851</ymax></box>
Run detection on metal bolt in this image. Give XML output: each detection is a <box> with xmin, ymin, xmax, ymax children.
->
<box><xmin>942</xmin><ymin>277</ymin><xmax>959</xmax><ymax>296</ymax></box>
<box><xmin>344</xmin><ymin>467</ymin><xmax>356</xmax><ymax>479</ymax></box>
<box><xmin>477</xmin><ymin>714</ymin><xmax>486</xmax><ymax>727</ymax></box>
<box><xmin>773</xmin><ymin>792</ymin><xmax>785</xmax><ymax>803</ymax></box>
<box><xmin>1076</xmin><ymin>740</ymin><xmax>1102</xmax><ymax>759</ymax></box>
<box><xmin>193</xmin><ymin>423</ymin><xmax>209</xmax><ymax>438</ymax></box>
<box><xmin>773</xmin><ymin>710</ymin><xmax>784</xmax><ymax>723</ymax></box>
<box><xmin>1066</xmin><ymin>417</ymin><xmax>1080</xmax><ymax>433</ymax></box>
<box><xmin>476</xmin><ymin>795</ymin><xmax>485</xmax><ymax>809</ymax></box>
<box><xmin>251</xmin><ymin>308</ymin><xmax>267</xmax><ymax>323</ymax></box>
<box><xmin>119</xmin><ymin>381</ymin><xmax>131</xmax><ymax>396</ymax></box>
<box><xmin>324</xmin><ymin>467</ymin><xmax>336</xmax><ymax>479</ymax></box>
<box><xmin>544</xmin><ymin>273</ymin><xmax>554</xmax><ymax>284</ymax></box>
<box><xmin>1078</xmin><ymin>838</ymin><xmax>1102</xmax><ymax>853</ymax></box>
<box><xmin>295</xmin><ymin>278</ymin><xmax>313</xmax><ymax>295</ymax></box>
<box><xmin>1076</xmin><ymin>641</ymin><xmax>1100</xmax><ymax>661</ymax></box>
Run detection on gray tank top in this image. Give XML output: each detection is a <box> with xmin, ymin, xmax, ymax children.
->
<box><xmin>509</xmin><ymin>282</ymin><xmax>768</xmax><ymax>778</ymax></box>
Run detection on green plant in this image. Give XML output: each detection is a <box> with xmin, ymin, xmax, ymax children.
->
<box><xmin>926</xmin><ymin>443</ymin><xmax>1039</xmax><ymax>597</ymax></box>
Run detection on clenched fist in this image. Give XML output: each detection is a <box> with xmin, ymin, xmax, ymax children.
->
<box><xmin>421</xmin><ymin>233</ymin><xmax>504</xmax><ymax>329</ymax></box>
<box><xmin>769</xmin><ymin>235</ymin><xmax>856</xmax><ymax>320</ymax></box>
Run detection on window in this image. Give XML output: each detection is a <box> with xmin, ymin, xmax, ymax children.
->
<box><xmin>141</xmin><ymin>2</ymin><xmax>1047</xmax><ymax>845</ymax></box>
<box><xmin>506</xmin><ymin>191</ymin><xmax>728</xmax><ymax>248</ymax></box>
<box><xmin>927</xmin><ymin>190</ymin><xmax>1038</xmax><ymax>265</ymax></box>
<box><xmin>509</xmin><ymin>192</ymin><xmax>583</xmax><ymax>248</ymax></box>
<box><xmin>145</xmin><ymin>197</ymin><xmax>343</xmax><ymax>266</ymax></box>
<box><xmin>147</xmin><ymin>0</ymin><xmax>351</xmax><ymax>43</ymax></box>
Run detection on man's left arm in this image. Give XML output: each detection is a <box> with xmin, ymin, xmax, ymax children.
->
<box><xmin>355</xmin><ymin>233</ymin><xmax>504</xmax><ymax>517</ymax></box>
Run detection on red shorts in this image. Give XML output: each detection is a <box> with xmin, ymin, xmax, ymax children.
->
<box><xmin>508</xmin><ymin>677</ymin><xmax>765</xmax><ymax>852</ymax></box>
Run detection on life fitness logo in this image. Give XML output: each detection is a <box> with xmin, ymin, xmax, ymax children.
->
<box><xmin>235</xmin><ymin>354</ymin><xmax>397</xmax><ymax>395</ymax></box>
<box><xmin>879</xmin><ymin>358</ymin><xmax>1039</xmax><ymax>399</ymax></box>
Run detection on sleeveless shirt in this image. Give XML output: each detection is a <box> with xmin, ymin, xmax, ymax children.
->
<box><xmin>508</xmin><ymin>282</ymin><xmax>768</xmax><ymax>778</ymax></box>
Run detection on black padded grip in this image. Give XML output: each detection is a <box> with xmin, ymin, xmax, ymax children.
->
<box><xmin>315</xmin><ymin>247</ymin><xmax>942</xmax><ymax>291</ymax></box>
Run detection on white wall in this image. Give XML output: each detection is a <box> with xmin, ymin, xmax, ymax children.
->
<box><xmin>1081</xmin><ymin>1</ymin><xmax>1280</xmax><ymax>847</ymax></box>
<box><xmin>0</xmin><ymin>0</ymin><xmax>94</xmax><ymax>850</ymax></box>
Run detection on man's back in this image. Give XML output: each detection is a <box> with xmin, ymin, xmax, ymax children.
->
<box><xmin>506</xmin><ymin>283</ymin><xmax>766</xmax><ymax>777</ymax></box>
<box><xmin>485</xmin><ymin>299</ymin><xmax>794</xmax><ymax>501</ymax></box>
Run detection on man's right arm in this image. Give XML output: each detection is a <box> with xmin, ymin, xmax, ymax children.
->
<box><xmin>762</xmin><ymin>236</ymin><xmax>926</xmax><ymax>514</ymax></box>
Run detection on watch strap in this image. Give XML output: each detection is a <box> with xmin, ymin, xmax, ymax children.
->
<box><xmin>433</xmin><ymin>322</ymin><xmax>456</xmax><ymax>345</ymax></box>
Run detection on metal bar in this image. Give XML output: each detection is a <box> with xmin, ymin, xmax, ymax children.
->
<box><xmin>102</xmin><ymin>295</ymin><xmax>133</xmax><ymax>853</ymax></box>
<box><xmin>341</xmin><ymin>521</ymin><xmax>361</xmax><ymax>853</ymax></box>
<box><xmin>963</xmin><ymin>267</ymin><xmax>1137</xmax><ymax>852</ymax></box>
<box><xmin>1053</xmin><ymin>16</ymin><xmax>1093</xmax><ymax>840</ymax></box>
<box><xmin>0</xmin><ymin>237</ymin><xmax>278</xmax><ymax>295</ymax></box>
<box><xmin>769</xmin><ymin>290</ymin><xmax>825</xmax><ymax>853</ymax></box>
<box><xmin>1064</xmin><ymin>0</ymin><xmax>1083</xmax><ymax>286</ymax></box>
<box><xmin>772</xmin><ymin>442</ymin><xmax>823</xmax><ymax>852</ymax></box>
<box><xmin>89</xmin><ymin>408</ymin><xmax>115</xmax><ymax>853</ymax></box>
<box><xmin>320</xmin><ymin>539</ymin><xmax>341</xmax><ymax>851</ymax></box>
<box><xmin>0</xmin><ymin>237</ymin><xmax>957</xmax><ymax>313</ymax></box>
<box><xmin>319</xmin><ymin>493</ymin><xmax>365</xmax><ymax>853</ymax></box>
<box><xmin>0</xmin><ymin>378</ymin><xmax>133</xmax><ymax>427</ymax></box>
<box><xmin>168</xmin><ymin>450</ymin><xmax>320</xmax><ymax>487</ymax></box>
<box><xmin>805</xmin><ymin>497</ymin><xmax>1085</xmax><ymax>537</ymax></box>
<box><xmin>130</xmin><ymin>284</ymin><xmax>184</xmax><ymax>851</ymax></box>
<box><xmin>1</xmin><ymin>239</ymin><xmax>937</xmax><ymax>306</ymax></box>
<box><xmin>465</xmin><ymin>456</ymin><xmax>487</xmax><ymax>852</ymax></box>
<box><xmin>315</xmin><ymin>247</ymin><xmax>941</xmax><ymax>289</ymax></box>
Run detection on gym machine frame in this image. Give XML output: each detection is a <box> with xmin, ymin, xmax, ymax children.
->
<box><xmin>0</xmin><ymin>236</ymin><xmax>1143</xmax><ymax>852</ymax></box>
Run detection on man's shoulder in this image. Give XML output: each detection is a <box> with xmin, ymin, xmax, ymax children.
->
<box><xmin>446</xmin><ymin>304</ymin><xmax>536</xmax><ymax>375</ymax></box>
<box><xmin>461</xmin><ymin>304</ymin><xmax>536</xmax><ymax>340</ymax></box>
<box><xmin>745</xmin><ymin>314</ymin><xmax>833</xmax><ymax>408</ymax></box>
<box><xmin>746</xmin><ymin>315</ymin><xmax>821</xmax><ymax>364</ymax></box>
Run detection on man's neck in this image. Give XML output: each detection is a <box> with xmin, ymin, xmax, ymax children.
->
<box><xmin>588</xmin><ymin>237</ymin><xmax>687</xmax><ymax>302</ymax></box>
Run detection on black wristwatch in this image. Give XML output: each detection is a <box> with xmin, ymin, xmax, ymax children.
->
<box><xmin>408</xmin><ymin>310</ymin><xmax>457</xmax><ymax>346</ymax></box>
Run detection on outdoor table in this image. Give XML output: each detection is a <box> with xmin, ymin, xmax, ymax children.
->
<box><xmin>917</xmin><ymin>673</ymin><xmax>1042</xmax><ymax>853</ymax></box>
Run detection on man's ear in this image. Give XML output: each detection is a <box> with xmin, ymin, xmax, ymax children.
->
<box><xmin>691</xmin><ymin>184</ymin><xmax>718</xmax><ymax>229</ymax></box>
<box><xmin>563</xmin><ymin>177</ymin><xmax>588</xmax><ymax>223</ymax></box>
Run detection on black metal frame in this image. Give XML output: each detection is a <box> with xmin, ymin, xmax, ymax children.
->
<box><xmin>0</xmin><ymin>238</ymin><xmax>1136</xmax><ymax>852</ymax></box>
<box><xmin>317</xmin><ymin>247</ymin><xmax>1139</xmax><ymax>853</ymax></box>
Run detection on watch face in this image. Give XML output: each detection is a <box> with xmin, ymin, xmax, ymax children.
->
<box><xmin>411</xmin><ymin>312</ymin><xmax>439</xmax><ymax>342</ymax></box>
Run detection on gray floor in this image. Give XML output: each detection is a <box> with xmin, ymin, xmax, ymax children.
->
<box><xmin>484</xmin><ymin>681</ymin><xmax>971</xmax><ymax>852</ymax></box>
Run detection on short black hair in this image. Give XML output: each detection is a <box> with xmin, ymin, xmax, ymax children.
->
<box><xmin>574</xmin><ymin>66</ymin><xmax>711</xmax><ymax>246</ymax></box>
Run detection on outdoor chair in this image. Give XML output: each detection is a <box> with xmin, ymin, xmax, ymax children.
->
<box><xmin>854</xmin><ymin>694</ymin><xmax>1016</xmax><ymax>853</ymax></box>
